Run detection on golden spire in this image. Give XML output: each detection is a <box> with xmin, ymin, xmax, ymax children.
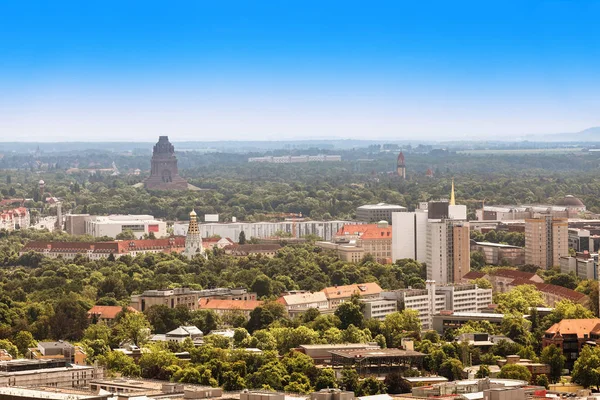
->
<box><xmin>450</xmin><ymin>178</ymin><xmax>456</xmax><ymax>206</ymax></box>
<box><xmin>188</xmin><ymin>209</ymin><xmax>199</xmax><ymax>234</ymax></box>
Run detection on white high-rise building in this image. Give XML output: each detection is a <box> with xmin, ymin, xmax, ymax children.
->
<box><xmin>391</xmin><ymin>181</ymin><xmax>470</xmax><ymax>284</ymax></box>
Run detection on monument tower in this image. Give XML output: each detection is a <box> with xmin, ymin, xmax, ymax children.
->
<box><xmin>397</xmin><ymin>151</ymin><xmax>406</xmax><ymax>179</ymax></box>
<box><xmin>144</xmin><ymin>136</ymin><xmax>188</xmax><ymax>190</ymax></box>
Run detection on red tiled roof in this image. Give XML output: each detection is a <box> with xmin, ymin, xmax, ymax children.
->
<box><xmin>463</xmin><ymin>271</ymin><xmax>486</xmax><ymax>280</ymax></box>
<box><xmin>335</xmin><ymin>224</ymin><xmax>392</xmax><ymax>240</ymax></box>
<box><xmin>322</xmin><ymin>282</ymin><xmax>382</xmax><ymax>299</ymax></box>
<box><xmin>198</xmin><ymin>298</ymin><xmax>263</xmax><ymax>311</ymax></box>
<box><xmin>545</xmin><ymin>318</ymin><xmax>600</xmax><ymax>338</ymax></box>
<box><xmin>88</xmin><ymin>305</ymin><xmax>137</xmax><ymax>320</ymax></box>
<box><xmin>508</xmin><ymin>278</ymin><xmax>588</xmax><ymax>302</ymax></box>
<box><xmin>21</xmin><ymin>237</ymin><xmax>186</xmax><ymax>255</ymax></box>
<box><xmin>491</xmin><ymin>269</ymin><xmax>538</xmax><ymax>280</ymax></box>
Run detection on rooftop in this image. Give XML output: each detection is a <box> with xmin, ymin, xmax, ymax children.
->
<box><xmin>329</xmin><ymin>348</ymin><xmax>425</xmax><ymax>359</ymax></box>
<box><xmin>509</xmin><ymin>278</ymin><xmax>588</xmax><ymax>302</ymax></box>
<box><xmin>88</xmin><ymin>305</ymin><xmax>137</xmax><ymax>320</ymax></box>
<box><xmin>545</xmin><ymin>318</ymin><xmax>600</xmax><ymax>338</ymax></box>
<box><xmin>0</xmin><ymin>387</ymin><xmax>108</xmax><ymax>400</ymax></box>
<box><xmin>198</xmin><ymin>298</ymin><xmax>263</xmax><ymax>311</ymax></box>
<box><xmin>335</xmin><ymin>224</ymin><xmax>392</xmax><ymax>240</ymax></box>
<box><xmin>357</xmin><ymin>203</ymin><xmax>407</xmax><ymax>211</ymax></box>
<box><xmin>321</xmin><ymin>282</ymin><xmax>382</xmax><ymax>299</ymax></box>
<box><xmin>280</xmin><ymin>292</ymin><xmax>327</xmax><ymax>306</ymax></box>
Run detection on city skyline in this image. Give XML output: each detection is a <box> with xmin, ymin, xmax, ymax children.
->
<box><xmin>1</xmin><ymin>1</ymin><xmax>600</xmax><ymax>142</ymax></box>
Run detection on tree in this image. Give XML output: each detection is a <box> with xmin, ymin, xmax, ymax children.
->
<box><xmin>334</xmin><ymin>301</ymin><xmax>364</xmax><ymax>330</ymax></box>
<box><xmin>572</xmin><ymin>345</ymin><xmax>600</xmax><ymax>389</ymax></box>
<box><xmin>246</xmin><ymin>307</ymin><xmax>275</xmax><ymax>333</ymax></box>
<box><xmin>541</xmin><ymin>300</ymin><xmax>594</xmax><ymax>332</ymax></box>
<box><xmin>13</xmin><ymin>331</ymin><xmax>36</xmax><ymax>356</ymax></box>
<box><xmin>501</xmin><ymin>314</ymin><xmax>531</xmax><ymax>346</ymax></box>
<box><xmin>239</xmin><ymin>231</ymin><xmax>246</xmax><ymax>245</ymax></box>
<box><xmin>385</xmin><ymin>371</ymin><xmax>413</xmax><ymax>394</ymax></box>
<box><xmin>476</xmin><ymin>365</ymin><xmax>491</xmax><ymax>378</ymax></box>
<box><xmin>0</xmin><ymin>339</ymin><xmax>18</xmax><ymax>358</ymax></box>
<box><xmin>498</xmin><ymin>364</ymin><xmax>532</xmax><ymax>382</ymax></box>
<box><xmin>536</xmin><ymin>374</ymin><xmax>550</xmax><ymax>389</ymax></box>
<box><xmin>115</xmin><ymin>311</ymin><xmax>151</xmax><ymax>346</ymax></box>
<box><xmin>439</xmin><ymin>358</ymin><xmax>464</xmax><ymax>381</ymax></box>
<box><xmin>496</xmin><ymin>285</ymin><xmax>545</xmax><ymax>314</ymax></box>
<box><xmin>545</xmin><ymin>273</ymin><xmax>578</xmax><ymax>290</ymax></box>
<box><xmin>383</xmin><ymin>309</ymin><xmax>421</xmax><ymax>347</ymax></box>
<box><xmin>116</xmin><ymin>229</ymin><xmax>137</xmax><ymax>240</ymax></box>
<box><xmin>540</xmin><ymin>344</ymin><xmax>566</xmax><ymax>383</ymax></box>
<box><xmin>471</xmin><ymin>278</ymin><xmax>492</xmax><ymax>289</ymax></box>
<box><xmin>222</xmin><ymin>371</ymin><xmax>246</xmax><ymax>391</ymax></box>
<box><xmin>356</xmin><ymin>376</ymin><xmax>387</xmax><ymax>396</ymax></box>
<box><xmin>315</xmin><ymin>368</ymin><xmax>337</xmax><ymax>390</ymax></box>
<box><xmin>340</xmin><ymin>368</ymin><xmax>359</xmax><ymax>392</ymax></box>
<box><xmin>100</xmin><ymin>350</ymin><xmax>141</xmax><ymax>377</ymax></box>
<box><xmin>50</xmin><ymin>296</ymin><xmax>89</xmax><ymax>341</ymax></box>
<box><xmin>251</xmin><ymin>274</ymin><xmax>273</xmax><ymax>298</ymax></box>
<box><xmin>138</xmin><ymin>345</ymin><xmax>180</xmax><ymax>380</ymax></box>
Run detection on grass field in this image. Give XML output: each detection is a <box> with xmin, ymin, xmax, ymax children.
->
<box><xmin>457</xmin><ymin>148</ymin><xmax>583</xmax><ymax>155</ymax></box>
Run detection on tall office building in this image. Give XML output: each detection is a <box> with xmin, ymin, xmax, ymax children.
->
<box><xmin>525</xmin><ymin>216</ymin><xmax>568</xmax><ymax>268</ymax></box>
<box><xmin>392</xmin><ymin>181</ymin><xmax>470</xmax><ymax>283</ymax></box>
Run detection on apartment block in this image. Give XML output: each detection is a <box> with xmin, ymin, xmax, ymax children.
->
<box><xmin>525</xmin><ymin>216</ymin><xmax>568</xmax><ymax>268</ymax></box>
<box><xmin>383</xmin><ymin>280</ymin><xmax>492</xmax><ymax>330</ymax></box>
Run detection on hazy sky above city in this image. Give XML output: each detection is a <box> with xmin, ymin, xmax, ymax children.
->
<box><xmin>1</xmin><ymin>1</ymin><xmax>600</xmax><ymax>142</ymax></box>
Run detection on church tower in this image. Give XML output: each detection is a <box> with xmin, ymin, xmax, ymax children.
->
<box><xmin>397</xmin><ymin>151</ymin><xmax>406</xmax><ymax>179</ymax></box>
<box><xmin>144</xmin><ymin>136</ymin><xmax>188</xmax><ymax>190</ymax></box>
<box><xmin>184</xmin><ymin>210</ymin><xmax>204</xmax><ymax>259</ymax></box>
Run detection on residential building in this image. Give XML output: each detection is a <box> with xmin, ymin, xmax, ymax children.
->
<box><xmin>174</xmin><ymin>220</ymin><xmax>358</xmax><ymax>242</ymax></box>
<box><xmin>383</xmin><ymin>281</ymin><xmax>493</xmax><ymax>330</ymax></box>
<box><xmin>0</xmin><ymin>207</ymin><xmax>29</xmax><ymax>231</ymax></box>
<box><xmin>85</xmin><ymin>215</ymin><xmax>166</xmax><ymax>239</ymax></box>
<box><xmin>560</xmin><ymin>252</ymin><xmax>598</xmax><ymax>280</ymax></box>
<box><xmin>20</xmin><ymin>237</ymin><xmax>186</xmax><ymax>260</ymax></box>
<box><xmin>130</xmin><ymin>287</ymin><xmax>256</xmax><ymax>312</ymax></box>
<box><xmin>392</xmin><ymin>184</ymin><xmax>470</xmax><ymax>283</ymax></box>
<box><xmin>321</xmin><ymin>283</ymin><xmax>382</xmax><ymax>309</ymax></box>
<box><xmin>278</xmin><ymin>292</ymin><xmax>329</xmax><ymax>317</ymax></box>
<box><xmin>87</xmin><ymin>306</ymin><xmax>137</xmax><ymax>325</ymax></box>
<box><xmin>471</xmin><ymin>242</ymin><xmax>525</xmax><ymax>266</ymax></box>
<box><xmin>569</xmin><ymin>228</ymin><xmax>593</xmax><ymax>252</ymax></box>
<box><xmin>412</xmin><ymin>378</ymin><xmax>533</xmax><ymax>399</ymax></box>
<box><xmin>525</xmin><ymin>216</ymin><xmax>568</xmax><ymax>268</ymax></box>
<box><xmin>0</xmin><ymin>359</ymin><xmax>102</xmax><ymax>388</ymax></box>
<box><xmin>543</xmin><ymin>318</ymin><xmax>600</xmax><ymax>369</ymax></box>
<box><xmin>356</xmin><ymin>203</ymin><xmax>407</xmax><ymax>223</ymax></box>
<box><xmin>332</xmin><ymin>222</ymin><xmax>392</xmax><ymax>263</ymax></box>
<box><xmin>362</xmin><ymin>298</ymin><xmax>398</xmax><ymax>320</ymax></box>
<box><xmin>144</xmin><ymin>136</ymin><xmax>188</xmax><ymax>190</ymax></box>
<box><xmin>198</xmin><ymin>299</ymin><xmax>263</xmax><ymax>318</ymax></box>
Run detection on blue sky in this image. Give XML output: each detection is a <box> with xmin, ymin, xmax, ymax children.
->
<box><xmin>1</xmin><ymin>1</ymin><xmax>599</xmax><ymax>141</ymax></box>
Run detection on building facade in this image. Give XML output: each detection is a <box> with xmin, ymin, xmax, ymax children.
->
<box><xmin>471</xmin><ymin>242</ymin><xmax>525</xmax><ymax>266</ymax></box>
<box><xmin>356</xmin><ymin>203</ymin><xmax>407</xmax><ymax>223</ymax></box>
<box><xmin>0</xmin><ymin>207</ymin><xmax>29</xmax><ymax>231</ymax></box>
<box><xmin>397</xmin><ymin>151</ymin><xmax>406</xmax><ymax>178</ymax></box>
<box><xmin>525</xmin><ymin>216</ymin><xmax>568</xmax><ymax>268</ymax></box>
<box><xmin>20</xmin><ymin>238</ymin><xmax>185</xmax><ymax>260</ymax></box>
<box><xmin>183</xmin><ymin>210</ymin><xmax>204</xmax><ymax>259</ymax></box>
<box><xmin>383</xmin><ymin>281</ymin><xmax>493</xmax><ymax>330</ymax></box>
<box><xmin>560</xmin><ymin>253</ymin><xmax>598</xmax><ymax>280</ymax></box>
<box><xmin>144</xmin><ymin>136</ymin><xmax>188</xmax><ymax>190</ymax></box>
<box><xmin>332</xmin><ymin>222</ymin><xmax>393</xmax><ymax>263</ymax></box>
<box><xmin>85</xmin><ymin>215</ymin><xmax>166</xmax><ymax>239</ymax></box>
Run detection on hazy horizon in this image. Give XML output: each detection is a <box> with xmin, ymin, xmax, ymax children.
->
<box><xmin>2</xmin><ymin>1</ymin><xmax>600</xmax><ymax>142</ymax></box>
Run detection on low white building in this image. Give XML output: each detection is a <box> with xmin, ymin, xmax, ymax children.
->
<box><xmin>383</xmin><ymin>281</ymin><xmax>493</xmax><ymax>330</ymax></box>
<box><xmin>85</xmin><ymin>215</ymin><xmax>166</xmax><ymax>239</ymax></box>
<box><xmin>150</xmin><ymin>325</ymin><xmax>203</xmax><ymax>344</ymax></box>
<box><xmin>362</xmin><ymin>299</ymin><xmax>398</xmax><ymax>320</ymax></box>
<box><xmin>174</xmin><ymin>220</ymin><xmax>358</xmax><ymax>242</ymax></box>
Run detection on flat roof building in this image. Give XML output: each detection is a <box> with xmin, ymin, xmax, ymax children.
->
<box><xmin>356</xmin><ymin>203</ymin><xmax>407</xmax><ymax>224</ymax></box>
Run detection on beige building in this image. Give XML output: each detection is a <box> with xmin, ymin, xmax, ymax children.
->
<box><xmin>452</xmin><ymin>224</ymin><xmax>470</xmax><ymax>283</ymax></box>
<box><xmin>315</xmin><ymin>241</ymin><xmax>364</xmax><ymax>263</ymax></box>
<box><xmin>330</xmin><ymin>221</ymin><xmax>393</xmax><ymax>263</ymax></box>
<box><xmin>525</xmin><ymin>216</ymin><xmax>568</xmax><ymax>268</ymax></box>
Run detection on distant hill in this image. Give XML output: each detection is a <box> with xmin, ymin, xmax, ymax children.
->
<box><xmin>531</xmin><ymin>127</ymin><xmax>600</xmax><ymax>142</ymax></box>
